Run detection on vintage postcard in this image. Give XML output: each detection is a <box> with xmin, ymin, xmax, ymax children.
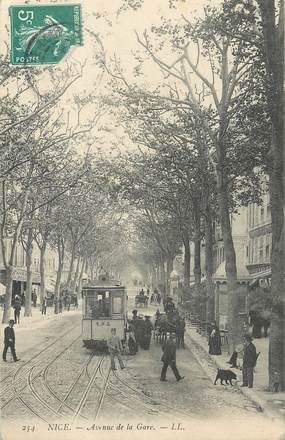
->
<box><xmin>0</xmin><ymin>1</ymin><xmax>284</xmax><ymax>440</ymax></box>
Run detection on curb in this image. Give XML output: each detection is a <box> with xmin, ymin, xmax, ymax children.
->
<box><xmin>0</xmin><ymin>309</ymin><xmax>80</xmax><ymax>333</ymax></box>
<box><xmin>184</xmin><ymin>326</ymin><xmax>280</xmax><ymax>422</ymax></box>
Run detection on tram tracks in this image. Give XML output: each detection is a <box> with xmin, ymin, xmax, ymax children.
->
<box><xmin>112</xmin><ymin>369</ymin><xmax>196</xmax><ymax>420</ymax></box>
<box><xmin>0</xmin><ymin>322</ymin><xmax>80</xmax><ymax>398</ymax></box>
<box><xmin>96</xmin><ymin>360</ymin><xmax>159</xmax><ymax>417</ymax></box>
<box><xmin>3</xmin><ymin>348</ymin><xmax>109</xmax><ymax>425</ymax></box>
<box><xmin>1</xmin><ymin>330</ymin><xmax>81</xmax><ymax>410</ymax></box>
<box><xmin>72</xmin><ymin>355</ymin><xmax>106</xmax><ymax>423</ymax></box>
<box><xmin>2</xmin><ymin>323</ymin><xmax>195</xmax><ymax>425</ymax></box>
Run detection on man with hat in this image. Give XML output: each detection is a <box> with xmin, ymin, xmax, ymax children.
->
<box><xmin>2</xmin><ymin>319</ymin><xmax>20</xmax><ymax>362</ymax></box>
<box><xmin>160</xmin><ymin>333</ymin><xmax>184</xmax><ymax>382</ymax></box>
<box><xmin>141</xmin><ymin>316</ymin><xmax>153</xmax><ymax>350</ymax></box>
<box><xmin>242</xmin><ymin>335</ymin><xmax>257</xmax><ymax>388</ymax></box>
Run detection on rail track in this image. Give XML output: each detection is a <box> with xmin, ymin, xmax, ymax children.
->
<box><xmin>0</xmin><ymin>321</ymin><xmax>80</xmax><ymax>394</ymax></box>
<box><xmin>1</xmin><ymin>327</ymin><xmax>81</xmax><ymax>410</ymax></box>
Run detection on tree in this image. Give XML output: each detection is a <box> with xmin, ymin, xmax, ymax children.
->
<box><xmin>107</xmin><ymin>0</ymin><xmax>266</xmax><ymax>349</ymax></box>
<box><xmin>211</xmin><ymin>0</ymin><xmax>284</xmax><ymax>392</ymax></box>
<box><xmin>258</xmin><ymin>0</ymin><xmax>284</xmax><ymax>391</ymax></box>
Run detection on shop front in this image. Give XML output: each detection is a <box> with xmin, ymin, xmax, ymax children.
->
<box><xmin>0</xmin><ymin>267</ymin><xmax>41</xmax><ymax>301</ymax></box>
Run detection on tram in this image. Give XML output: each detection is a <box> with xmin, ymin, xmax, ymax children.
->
<box><xmin>82</xmin><ymin>273</ymin><xmax>127</xmax><ymax>349</ymax></box>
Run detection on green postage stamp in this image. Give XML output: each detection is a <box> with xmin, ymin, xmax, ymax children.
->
<box><xmin>9</xmin><ymin>4</ymin><xmax>83</xmax><ymax>65</ymax></box>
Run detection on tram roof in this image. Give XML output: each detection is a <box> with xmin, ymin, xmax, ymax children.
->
<box><xmin>83</xmin><ymin>283</ymin><xmax>124</xmax><ymax>290</ymax></box>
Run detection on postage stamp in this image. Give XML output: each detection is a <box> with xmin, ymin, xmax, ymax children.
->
<box><xmin>9</xmin><ymin>4</ymin><xmax>83</xmax><ymax>65</ymax></box>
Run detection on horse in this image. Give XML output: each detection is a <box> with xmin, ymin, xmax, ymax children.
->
<box><xmin>135</xmin><ymin>295</ymin><xmax>148</xmax><ymax>308</ymax></box>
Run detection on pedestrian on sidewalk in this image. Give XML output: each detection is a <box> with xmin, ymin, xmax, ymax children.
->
<box><xmin>41</xmin><ymin>297</ymin><xmax>47</xmax><ymax>315</ymax></box>
<box><xmin>13</xmin><ymin>295</ymin><xmax>21</xmax><ymax>324</ymax></box>
<box><xmin>2</xmin><ymin>320</ymin><xmax>20</xmax><ymax>362</ymax></box>
<box><xmin>208</xmin><ymin>323</ymin><xmax>222</xmax><ymax>355</ymax></box>
<box><xmin>32</xmin><ymin>290</ymin><xmax>37</xmax><ymax>307</ymax></box>
<box><xmin>160</xmin><ymin>333</ymin><xmax>184</xmax><ymax>382</ymax></box>
<box><xmin>107</xmin><ymin>328</ymin><xmax>125</xmax><ymax>371</ymax></box>
<box><xmin>242</xmin><ymin>335</ymin><xmax>257</xmax><ymax>388</ymax></box>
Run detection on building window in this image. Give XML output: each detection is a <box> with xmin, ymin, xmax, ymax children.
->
<box><xmin>254</xmin><ymin>237</ymin><xmax>258</xmax><ymax>263</ymax></box>
<box><xmin>15</xmin><ymin>246</ymin><xmax>18</xmax><ymax>266</ymax></box>
<box><xmin>248</xmin><ymin>205</ymin><xmax>251</xmax><ymax>229</ymax></box>
<box><xmin>260</xmin><ymin>207</ymin><xmax>264</xmax><ymax>222</ymax></box>
<box><xmin>267</xmin><ymin>204</ymin><xmax>271</xmax><ymax>220</ymax></box>
<box><xmin>265</xmin><ymin>234</ymin><xmax>271</xmax><ymax>262</ymax></box>
<box><xmin>252</xmin><ymin>205</ymin><xmax>255</xmax><ymax>227</ymax></box>
<box><xmin>259</xmin><ymin>236</ymin><xmax>264</xmax><ymax>263</ymax></box>
<box><xmin>255</xmin><ymin>206</ymin><xmax>259</xmax><ymax>226</ymax></box>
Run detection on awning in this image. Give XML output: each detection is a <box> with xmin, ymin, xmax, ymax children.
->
<box><xmin>45</xmin><ymin>278</ymin><xmax>56</xmax><ymax>292</ymax></box>
<box><xmin>249</xmin><ymin>268</ymin><xmax>271</xmax><ymax>287</ymax></box>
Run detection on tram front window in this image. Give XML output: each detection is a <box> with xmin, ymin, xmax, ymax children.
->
<box><xmin>90</xmin><ymin>291</ymin><xmax>111</xmax><ymax>319</ymax></box>
<box><xmin>113</xmin><ymin>296</ymin><xmax>123</xmax><ymax>314</ymax></box>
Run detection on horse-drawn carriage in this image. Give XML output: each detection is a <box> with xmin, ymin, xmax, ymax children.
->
<box><xmin>154</xmin><ymin>311</ymin><xmax>185</xmax><ymax>348</ymax></box>
<box><xmin>135</xmin><ymin>294</ymin><xmax>148</xmax><ymax>308</ymax></box>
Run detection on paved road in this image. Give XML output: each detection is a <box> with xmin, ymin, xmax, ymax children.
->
<box><xmin>0</xmin><ymin>301</ymin><xmax>283</xmax><ymax>440</ymax></box>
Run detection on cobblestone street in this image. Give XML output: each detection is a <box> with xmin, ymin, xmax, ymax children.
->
<box><xmin>1</xmin><ymin>299</ymin><xmax>284</xmax><ymax>440</ymax></box>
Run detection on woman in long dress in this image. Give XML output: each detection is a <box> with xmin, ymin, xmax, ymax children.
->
<box><xmin>208</xmin><ymin>324</ymin><xmax>222</xmax><ymax>355</ymax></box>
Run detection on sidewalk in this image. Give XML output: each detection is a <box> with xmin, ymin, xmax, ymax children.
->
<box><xmin>185</xmin><ymin>322</ymin><xmax>285</xmax><ymax>423</ymax></box>
<box><xmin>0</xmin><ymin>305</ymin><xmax>80</xmax><ymax>333</ymax></box>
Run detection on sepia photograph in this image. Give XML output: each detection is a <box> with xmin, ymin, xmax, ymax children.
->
<box><xmin>0</xmin><ymin>1</ymin><xmax>284</xmax><ymax>439</ymax></box>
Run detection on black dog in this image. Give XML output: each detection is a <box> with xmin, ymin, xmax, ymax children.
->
<box><xmin>214</xmin><ymin>369</ymin><xmax>237</xmax><ymax>385</ymax></box>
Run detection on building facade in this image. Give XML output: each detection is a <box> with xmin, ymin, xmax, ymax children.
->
<box><xmin>246</xmin><ymin>191</ymin><xmax>272</xmax><ymax>287</ymax></box>
<box><xmin>0</xmin><ymin>239</ymin><xmax>58</xmax><ymax>299</ymax></box>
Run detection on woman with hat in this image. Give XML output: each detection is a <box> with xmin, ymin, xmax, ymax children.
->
<box><xmin>208</xmin><ymin>322</ymin><xmax>222</xmax><ymax>355</ymax></box>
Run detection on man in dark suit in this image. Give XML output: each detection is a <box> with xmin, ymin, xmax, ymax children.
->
<box><xmin>2</xmin><ymin>319</ymin><xmax>20</xmax><ymax>362</ymax></box>
<box><xmin>141</xmin><ymin>316</ymin><xmax>153</xmax><ymax>350</ymax></box>
<box><xmin>13</xmin><ymin>296</ymin><xmax>21</xmax><ymax>324</ymax></box>
<box><xmin>160</xmin><ymin>333</ymin><xmax>184</xmax><ymax>382</ymax></box>
<box><xmin>242</xmin><ymin>335</ymin><xmax>257</xmax><ymax>388</ymax></box>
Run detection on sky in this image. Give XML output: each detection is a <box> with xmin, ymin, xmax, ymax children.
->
<box><xmin>0</xmin><ymin>0</ymin><xmax>224</xmax><ymax>155</ymax></box>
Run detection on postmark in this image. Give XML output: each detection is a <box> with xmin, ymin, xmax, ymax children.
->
<box><xmin>9</xmin><ymin>4</ymin><xmax>83</xmax><ymax>65</ymax></box>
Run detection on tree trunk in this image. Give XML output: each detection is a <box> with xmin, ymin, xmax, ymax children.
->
<box><xmin>1</xmin><ymin>172</ymin><xmax>32</xmax><ymax>323</ymax></box>
<box><xmin>193</xmin><ymin>208</ymin><xmax>201</xmax><ymax>296</ymax></box>
<box><xmin>39</xmin><ymin>241</ymin><xmax>47</xmax><ymax>303</ymax></box>
<box><xmin>72</xmin><ymin>257</ymin><xmax>81</xmax><ymax>295</ymax></box>
<box><xmin>183</xmin><ymin>233</ymin><xmax>191</xmax><ymax>288</ymax></box>
<box><xmin>66</xmin><ymin>244</ymin><xmax>76</xmax><ymax>289</ymax></box>
<box><xmin>55</xmin><ymin>239</ymin><xmax>65</xmax><ymax>313</ymax></box>
<box><xmin>259</xmin><ymin>0</ymin><xmax>285</xmax><ymax>391</ymax></box>
<box><xmin>2</xmin><ymin>266</ymin><xmax>13</xmax><ymax>323</ymax></box>
<box><xmin>152</xmin><ymin>263</ymin><xmax>158</xmax><ymax>288</ymax></box>
<box><xmin>166</xmin><ymin>256</ymin><xmax>173</xmax><ymax>296</ymax></box>
<box><xmin>268</xmin><ymin>123</ymin><xmax>285</xmax><ymax>389</ymax></box>
<box><xmin>24</xmin><ymin>228</ymin><xmax>33</xmax><ymax>317</ymax></box>
<box><xmin>77</xmin><ymin>259</ymin><xmax>86</xmax><ymax>298</ymax></box>
<box><xmin>89</xmin><ymin>258</ymin><xmax>95</xmax><ymax>282</ymax></box>
<box><xmin>216</xmin><ymin>162</ymin><xmax>238</xmax><ymax>352</ymax></box>
<box><xmin>204</xmin><ymin>210</ymin><xmax>215</xmax><ymax>323</ymax></box>
<box><xmin>159</xmin><ymin>258</ymin><xmax>166</xmax><ymax>293</ymax></box>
